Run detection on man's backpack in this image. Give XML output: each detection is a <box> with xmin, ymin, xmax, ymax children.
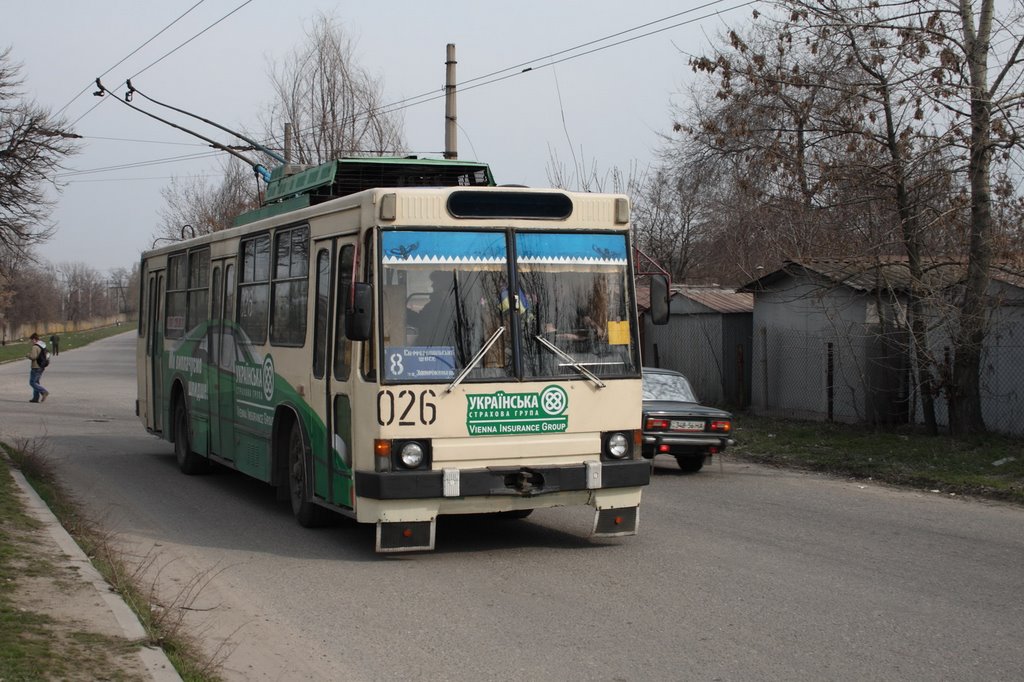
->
<box><xmin>36</xmin><ymin>345</ymin><xmax>50</xmax><ymax>369</ymax></box>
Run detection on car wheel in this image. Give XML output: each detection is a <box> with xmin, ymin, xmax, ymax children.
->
<box><xmin>675</xmin><ymin>455</ymin><xmax>704</xmax><ymax>473</ymax></box>
<box><xmin>174</xmin><ymin>399</ymin><xmax>207</xmax><ymax>474</ymax></box>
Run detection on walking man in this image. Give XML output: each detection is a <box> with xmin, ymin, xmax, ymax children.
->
<box><xmin>49</xmin><ymin>333</ymin><xmax>60</xmax><ymax>355</ymax></box>
<box><xmin>27</xmin><ymin>333</ymin><xmax>49</xmax><ymax>403</ymax></box>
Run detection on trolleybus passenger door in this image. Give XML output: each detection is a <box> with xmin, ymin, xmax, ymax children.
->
<box><xmin>310</xmin><ymin>240</ymin><xmax>355</xmax><ymax>509</ymax></box>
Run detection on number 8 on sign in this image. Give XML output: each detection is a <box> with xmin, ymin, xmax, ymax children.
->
<box><xmin>390</xmin><ymin>353</ymin><xmax>404</xmax><ymax>376</ymax></box>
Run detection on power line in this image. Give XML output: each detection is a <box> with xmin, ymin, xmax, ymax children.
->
<box><xmin>58</xmin><ymin>1</ymin><xmax>209</xmax><ymax>120</ymax></box>
<box><xmin>71</xmin><ymin>2</ymin><xmax>751</xmax><ymax>179</ymax></box>
<box><xmin>128</xmin><ymin>0</ymin><xmax>256</xmax><ymax>82</ymax></box>
<box><xmin>68</xmin><ymin>0</ymin><xmax>256</xmax><ymax>128</ymax></box>
<box><xmin>63</xmin><ymin>174</ymin><xmax>223</xmax><ymax>184</ymax></box>
<box><xmin>278</xmin><ymin>1</ymin><xmax>755</xmax><ymax>146</ymax></box>
<box><xmin>82</xmin><ymin>135</ymin><xmax>208</xmax><ymax>147</ymax></box>
<box><xmin>56</xmin><ymin>151</ymin><xmax>222</xmax><ymax>179</ymax></box>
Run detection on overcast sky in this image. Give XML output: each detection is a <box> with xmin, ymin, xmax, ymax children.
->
<box><xmin>5</xmin><ymin>0</ymin><xmax>753</xmax><ymax>273</ymax></box>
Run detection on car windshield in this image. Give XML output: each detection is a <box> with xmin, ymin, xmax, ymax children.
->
<box><xmin>642</xmin><ymin>371</ymin><xmax>698</xmax><ymax>402</ymax></box>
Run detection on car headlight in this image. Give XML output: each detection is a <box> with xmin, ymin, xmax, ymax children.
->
<box><xmin>398</xmin><ymin>441</ymin><xmax>426</xmax><ymax>469</ymax></box>
<box><xmin>605</xmin><ymin>432</ymin><xmax>630</xmax><ymax>459</ymax></box>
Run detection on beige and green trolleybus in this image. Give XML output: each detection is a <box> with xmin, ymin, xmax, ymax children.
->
<box><xmin>137</xmin><ymin>157</ymin><xmax>665</xmax><ymax>552</ymax></box>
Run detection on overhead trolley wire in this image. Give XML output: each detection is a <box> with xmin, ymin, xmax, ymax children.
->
<box><xmin>60</xmin><ymin>0</ymin><xmax>209</xmax><ymax>122</ymax></box>
<box><xmin>276</xmin><ymin>0</ymin><xmax>755</xmax><ymax>147</ymax></box>
<box><xmin>67</xmin><ymin>0</ymin><xmax>255</xmax><ymax>128</ymax></box>
<box><xmin>70</xmin><ymin>1</ymin><xmax>750</xmax><ymax>179</ymax></box>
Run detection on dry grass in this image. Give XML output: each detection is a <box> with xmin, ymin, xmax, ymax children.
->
<box><xmin>4</xmin><ymin>438</ymin><xmax>230</xmax><ymax>681</ymax></box>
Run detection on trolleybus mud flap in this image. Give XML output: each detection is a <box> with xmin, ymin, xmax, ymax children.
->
<box><xmin>592</xmin><ymin>506</ymin><xmax>639</xmax><ymax>537</ymax></box>
<box><xmin>376</xmin><ymin>520</ymin><xmax>436</xmax><ymax>552</ymax></box>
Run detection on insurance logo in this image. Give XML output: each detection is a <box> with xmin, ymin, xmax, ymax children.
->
<box><xmin>465</xmin><ymin>385</ymin><xmax>568</xmax><ymax>436</ymax></box>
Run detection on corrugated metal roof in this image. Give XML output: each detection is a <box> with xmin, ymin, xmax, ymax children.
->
<box><xmin>738</xmin><ymin>257</ymin><xmax>1024</xmax><ymax>293</ymax></box>
<box><xmin>672</xmin><ymin>286</ymin><xmax>753</xmax><ymax>314</ymax></box>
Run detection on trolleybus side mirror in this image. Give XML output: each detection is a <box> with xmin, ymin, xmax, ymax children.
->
<box><xmin>345</xmin><ymin>282</ymin><xmax>373</xmax><ymax>341</ymax></box>
<box><xmin>650</xmin><ymin>275</ymin><xmax>670</xmax><ymax>325</ymax></box>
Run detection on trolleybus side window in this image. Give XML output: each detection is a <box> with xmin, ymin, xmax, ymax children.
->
<box><xmin>270</xmin><ymin>225</ymin><xmax>310</xmax><ymax>346</ymax></box>
<box><xmin>138</xmin><ymin>262</ymin><xmax>147</xmax><ymax>337</ymax></box>
<box><xmin>186</xmin><ymin>248</ymin><xmax>210</xmax><ymax>333</ymax></box>
<box><xmin>165</xmin><ymin>253</ymin><xmax>187</xmax><ymax>339</ymax></box>
<box><xmin>360</xmin><ymin>232</ymin><xmax>376</xmax><ymax>381</ymax></box>
<box><xmin>239</xmin><ymin>234</ymin><xmax>270</xmax><ymax>344</ymax></box>
<box><xmin>334</xmin><ymin>244</ymin><xmax>354</xmax><ymax>381</ymax></box>
<box><xmin>224</xmin><ymin>263</ymin><xmax>235</xmax><ymax>321</ymax></box>
<box><xmin>313</xmin><ymin>248</ymin><xmax>331</xmax><ymax>379</ymax></box>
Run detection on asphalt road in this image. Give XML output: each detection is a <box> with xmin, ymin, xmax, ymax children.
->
<box><xmin>2</xmin><ymin>332</ymin><xmax>1022</xmax><ymax>681</ymax></box>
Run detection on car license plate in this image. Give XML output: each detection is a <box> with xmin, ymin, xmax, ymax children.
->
<box><xmin>670</xmin><ymin>420</ymin><xmax>705</xmax><ymax>431</ymax></box>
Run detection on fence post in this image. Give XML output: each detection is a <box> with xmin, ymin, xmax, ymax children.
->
<box><xmin>827</xmin><ymin>342</ymin><xmax>834</xmax><ymax>422</ymax></box>
<box><xmin>760</xmin><ymin>327</ymin><xmax>768</xmax><ymax>411</ymax></box>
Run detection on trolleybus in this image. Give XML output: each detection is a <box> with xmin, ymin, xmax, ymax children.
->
<box><xmin>136</xmin><ymin>157</ymin><xmax>667</xmax><ymax>552</ymax></box>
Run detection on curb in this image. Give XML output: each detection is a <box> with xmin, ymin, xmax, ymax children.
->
<box><xmin>10</xmin><ymin>467</ymin><xmax>182</xmax><ymax>682</ymax></box>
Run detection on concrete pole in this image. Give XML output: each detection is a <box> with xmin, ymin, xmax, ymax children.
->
<box><xmin>444</xmin><ymin>43</ymin><xmax>457</xmax><ymax>159</ymax></box>
<box><xmin>284</xmin><ymin>122</ymin><xmax>293</xmax><ymax>164</ymax></box>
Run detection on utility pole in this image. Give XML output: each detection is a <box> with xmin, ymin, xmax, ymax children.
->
<box><xmin>284</xmin><ymin>122</ymin><xmax>293</xmax><ymax>164</ymax></box>
<box><xmin>444</xmin><ymin>43</ymin><xmax>457</xmax><ymax>159</ymax></box>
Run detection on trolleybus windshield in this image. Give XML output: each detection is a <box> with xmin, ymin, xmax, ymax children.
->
<box><xmin>380</xmin><ymin>229</ymin><xmax>639</xmax><ymax>383</ymax></box>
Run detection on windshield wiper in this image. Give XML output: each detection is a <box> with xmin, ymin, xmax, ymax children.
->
<box><xmin>533</xmin><ymin>335</ymin><xmax>606</xmax><ymax>389</ymax></box>
<box><xmin>445</xmin><ymin>327</ymin><xmax>506</xmax><ymax>393</ymax></box>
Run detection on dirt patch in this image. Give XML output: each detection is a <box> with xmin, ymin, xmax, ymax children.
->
<box><xmin>1</xmin><ymin>470</ymin><xmax>150</xmax><ymax>681</ymax></box>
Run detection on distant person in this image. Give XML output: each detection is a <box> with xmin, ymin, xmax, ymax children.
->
<box><xmin>49</xmin><ymin>333</ymin><xmax>60</xmax><ymax>355</ymax></box>
<box><xmin>26</xmin><ymin>333</ymin><xmax>49</xmax><ymax>403</ymax></box>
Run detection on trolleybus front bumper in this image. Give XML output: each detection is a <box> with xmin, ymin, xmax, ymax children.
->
<box><xmin>354</xmin><ymin>459</ymin><xmax>650</xmax><ymax>500</ymax></box>
<box><xmin>356</xmin><ymin>459</ymin><xmax>650</xmax><ymax>552</ymax></box>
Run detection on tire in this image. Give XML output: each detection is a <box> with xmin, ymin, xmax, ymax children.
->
<box><xmin>675</xmin><ymin>455</ymin><xmax>705</xmax><ymax>473</ymax></box>
<box><xmin>287</xmin><ymin>420</ymin><xmax>329</xmax><ymax>527</ymax></box>
<box><xmin>174</xmin><ymin>399</ymin><xmax>207</xmax><ymax>475</ymax></box>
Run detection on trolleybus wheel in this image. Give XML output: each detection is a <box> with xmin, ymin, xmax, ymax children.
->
<box><xmin>174</xmin><ymin>400</ymin><xmax>207</xmax><ymax>475</ymax></box>
<box><xmin>287</xmin><ymin>421</ymin><xmax>328</xmax><ymax>527</ymax></box>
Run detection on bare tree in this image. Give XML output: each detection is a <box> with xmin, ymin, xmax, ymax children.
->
<box><xmin>156</xmin><ymin>13</ymin><xmax>406</xmax><ymax>243</ymax></box>
<box><xmin>156</xmin><ymin>158</ymin><xmax>260</xmax><ymax>240</ymax></box>
<box><xmin>108</xmin><ymin>264</ymin><xmax>140</xmax><ymax>317</ymax></box>
<box><xmin>0</xmin><ymin>47</ymin><xmax>79</xmax><ymax>274</ymax></box>
<box><xmin>7</xmin><ymin>263</ymin><xmax>59</xmax><ymax>329</ymax></box>
<box><xmin>1</xmin><ymin>47</ymin><xmax>78</xmax><ymax>334</ymax></box>
<box><xmin>260</xmin><ymin>12</ymin><xmax>406</xmax><ymax>163</ymax></box>
<box><xmin>671</xmin><ymin>0</ymin><xmax>1024</xmax><ymax>434</ymax></box>
<box><xmin>57</xmin><ymin>262</ymin><xmax>105</xmax><ymax>325</ymax></box>
<box><xmin>631</xmin><ymin>160</ymin><xmax>706</xmax><ymax>282</ymax></box>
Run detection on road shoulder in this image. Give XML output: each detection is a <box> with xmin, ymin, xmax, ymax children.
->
<box><xmin>3</xmin><ymin>460</ymin><xmax>181</xmax><ymax>681</ymax></box>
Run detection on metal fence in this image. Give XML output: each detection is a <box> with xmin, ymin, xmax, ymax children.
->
<box><xmin>751</xmin><ymin>324</ymin><xmax>1024</xmax><ymax>437</ymax></box>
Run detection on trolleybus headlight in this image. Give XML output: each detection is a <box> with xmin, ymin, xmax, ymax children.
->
<box><xmin>398</xmin><ymin>441</ymin><xmax>426</xmax><ymax>469</ymax></box>
<box><xmin>605</xmin><ymin>432</ymin><xmax>630</xmax><ymax>459</ymax></box>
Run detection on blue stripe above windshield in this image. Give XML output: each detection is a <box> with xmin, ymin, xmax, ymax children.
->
<box><xmin>516</xmin><ymin>233</ymin><xmax>627</xmax><ymax>264</ymax></box>
<box><xmin>382</xmin><ymin>231</ymin><xmax>506</xmax><ymax>264</ymax></box>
